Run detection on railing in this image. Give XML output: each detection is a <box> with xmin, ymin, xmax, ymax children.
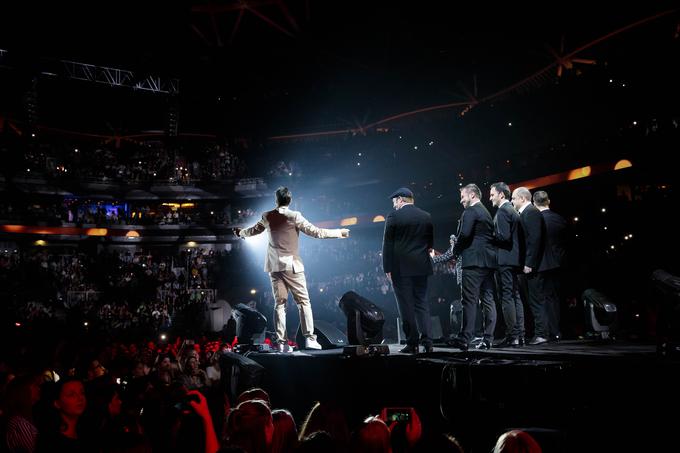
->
<box><xmin>66</xmin><ymin>290</ymin><xmax>101</xmax><ymax>307</ymax></box>
<box><xmin>158</xmin><ymin>288</ymin><xmax>216</xmax><ymax>304</ymax></box>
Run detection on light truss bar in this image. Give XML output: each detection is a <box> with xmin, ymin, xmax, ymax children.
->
<box><xmin>61</xmin><ymin>60</ymin><xmax>179</xmax><ymax>94</ymax></box>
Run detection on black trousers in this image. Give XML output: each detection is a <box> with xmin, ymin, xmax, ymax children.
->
<box><xmin>519</xmin><ymin>271</ymin><xmax>547</xmax><ymax>338</ymax></box>
<box><xmin>458</xmin><ymin>266</ymin><xmax>495</xmax><ymax>344</ymax></box>
<box><xmin>392</xmin><ymin>275</ymin><xmax>432</xmax><ymax>346</ymax></box>
<box><xmin>541</xmin><ymin>268</ymin><xmax>562</xmax><ymax>338</ymax></box>
<box><xmin>497</xmin><ymin>266</ymin><xmax>525</xmax><ymax>339</ymax></box>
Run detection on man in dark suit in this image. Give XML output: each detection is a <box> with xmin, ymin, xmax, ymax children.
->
<box><xmin>435</xmin><ymin>184</ymin><xmax>497</xmax><ymax>350</ymax></box>
<box><xmin>488</xmin><ymin>182</ymin><xmax>525</xmax><ymax>347</ymax></box>
<box><xmin>534</xmin><ymin>190</ymin><xmax>568</xmax><ymax>342</ymax></box>
<box><xmin>382</xmin><ymin>187</ymin><xmax>434</xmax><ymax>353</ymax></box>
<box><xmin>512</xmin><ymin>187</ymin><xmax>547</xmax><ymax>345</ymax></box>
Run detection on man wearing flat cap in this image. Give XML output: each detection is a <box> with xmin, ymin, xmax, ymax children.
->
<box><xmin>382</xmin><ymin>187</ymin><xmax>434</xmax><ymax>353</ymax></box>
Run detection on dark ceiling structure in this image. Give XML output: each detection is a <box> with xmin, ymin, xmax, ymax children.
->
<box><xmin>0</xmin><ymin>1</ymin><xmax>678</xmax><ymax>141</ymax></box>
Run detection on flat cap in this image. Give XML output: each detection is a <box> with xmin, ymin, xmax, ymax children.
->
<box><xmin>389</xmin><ymin>187</ymin><xmax>414</xmax><ymax>199</ymax></box>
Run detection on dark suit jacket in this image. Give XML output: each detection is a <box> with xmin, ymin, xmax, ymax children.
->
<box><xmin>451</xmin><ymin>202</ymin><xmax>497</xmax><ymax>269</ymax></box>
<box><xmin>382</xmin><ymin>204</ymin><xmax>434</xmax><ymax>277</ymax></box>
<box><xmin>494</xmin><ymin>201</ymin><xmax>523</xmax><ymax>268</ymax></box>
<box><xmin>519</xmin><ymin>203</ymin><xmax>545</xmax><ymax>270</ymax></box>
<box><xmin>539</xmin><ymin>209</ymin><xmax>568</xmax><ymax>272</ymax></box>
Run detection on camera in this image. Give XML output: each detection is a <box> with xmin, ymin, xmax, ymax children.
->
<box><xmin>384</xmin><ymin>407</ymin><xmax>411</xmax><ymax>422</ymax></box>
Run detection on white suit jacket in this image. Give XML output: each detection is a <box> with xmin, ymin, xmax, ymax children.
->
<box><xmin>239</xmin><ymin>206</ymin><xmax>344</xmax><ymax>273</ymax></box>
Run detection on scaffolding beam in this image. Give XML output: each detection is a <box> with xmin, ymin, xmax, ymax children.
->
<box><xmin>62</xmin><ymin>60</ymin><xmax>179</xmax><ymax>94</ymax></box>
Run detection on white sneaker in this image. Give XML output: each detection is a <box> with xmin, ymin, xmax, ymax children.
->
<box><xmin>305</xmin><ymin>337</ymin><xmax>322</xmax><ymax>350</ymax></box>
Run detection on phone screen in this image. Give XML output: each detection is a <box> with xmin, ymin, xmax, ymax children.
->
<box><xmin>386</xmin><ymin>408</ymin><xmax>410</xmax><ymax>422</ymax></box>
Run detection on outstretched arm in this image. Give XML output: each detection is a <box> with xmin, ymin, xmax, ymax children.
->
<box><xmin>295</xmin><ymin>212</ymin><xmax>349</xmax><ymax>238</ymax></box>
<box><xmin>238</xmin><ymin>215</ymin><xmax>266</xmax><ymax>238</ymax></box>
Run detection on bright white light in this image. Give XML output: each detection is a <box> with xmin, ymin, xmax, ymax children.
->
<box><xmin>31</xmin><ymin>133</ymin><xmax>35</xmax><ymax>137</ymax></box>
<box><xmin>573</xmin><ymin>217</ymin><xmax>579</xmax><ymax>222</ymax></box>
<box><xmin>508</xmin><ymin>122</ymin><xmax>512</xmax><ymax>127</ymax></box>
<box><xmin>358</xmin><ymin>152</ymin><xmax>362</xmax><ymax>156</ymax></box>
<box><xmin>160</xmin><ymin>334</ymin><xmax>167</xmax><ymax>341</ymax></box>
<box><xmin>603</xmin><ymin>226</ymin><xmax>608</xmax><ymax>230</ymax></box>
<box><xmin>601</xmin><ymin>208</ymin><xmax>606</xmax><ymax>212</ymax></box>
<box><xmin>357</xmin><ymin>162</ymin><xmax>361</xmax><ymax>166</ymax></box>
<box><xmin>413</xmin><ymin>146</ymin><xmax>418</xmax><ymax>150</ymax></box>
<box><xmin>609</xmin><ymin>79</ymin><xmax>613</xmax><ymax>83</ymax></box>
<box><xmin>84</xmin><ymin>322</ymin><xmax>88</xmax><ymax>326</ymax></box>
<box><xmin>289</xmin><ymin>172</ymin><xmax>292</xmax><ymax>176</ymax></box>
<box><xmin>632</xmin><ymin>121</ymin><xmax>637</xmax><ymax>126</ymax></box>
<box><xmin>74</xmin><ymin>148</ymin><xmax>79</xmax><ymax>152</ymax></box>
<box><xmin>610</xmin><ymin>245</ymin><xmax>615</xmax><ymax>249</ymax></box>
<box><xmin>250</xmin><ymin>289</ymin><xmax>257</xmax><ymax>295</ymax></box>
<box><xmin>320</xmin><ymin>288</ymin><xmax>324</xmax><ymax>292</ymax></box>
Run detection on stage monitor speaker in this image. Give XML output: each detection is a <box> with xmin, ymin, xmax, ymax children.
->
<box><xmin>397</xmin><ymin>315</ymin><xmax>443</xmax><ymax>344</ymax></box>
<box><xmin>339</xmin><ymin>291</ymin><xmax>385</xmax><ymax>345</ymax></box>
<box><xmin>232</xmin><ymin>303</ymin><xmax>267</xmax><ymax>344</ymax></box>
<box><xmin>582</xmin><ymin>289</ymin><xmax>617</xmax><ymax>340</ymax></box>
<box><xmin>296</xmin><ymin>319</ymin><xmax>348</xmax><ymax>349</ymax></box>
<box><xmin>218</xmin><ymin>351</ymin><xmax>265</xmax><ymax>402</ymax></box>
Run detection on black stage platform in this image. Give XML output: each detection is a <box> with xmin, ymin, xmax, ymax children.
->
<box><xmin>241</xmin><ymin>340</ymin><xmax>679</xmax><ymax>452</ymax></box>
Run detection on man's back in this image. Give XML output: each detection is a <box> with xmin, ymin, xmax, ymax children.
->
<box><xmin>454</xmin><ymin>203</ymin><xmax>497</xmax><ymax>269</ymax></box>
<box><xmin>539</xmin><ymin>209</ymin><xmax>568</xmax><ymax>272</ymax></box>
<box><xmin>382</xmin><ymin>204</ymin><xmax>434</xmax><ymax>277</ymax></box>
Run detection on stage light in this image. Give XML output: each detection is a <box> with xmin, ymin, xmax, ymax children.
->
<box><xmin>84</xmin><ymin>322</ymin><xmax>88</xmax><ymax>326</ymax></box>
<box><xmin>160</xmin><ymin>333</ymin><xmax>167</xmax><ymax>341</ymax></box>
<box><xmin>15</xmin><ymin>322</ymin><xmax>21</xmax><ymax>327</ymax></box>
<box><xmin>34</xmin><ymin>240</ymin><xmax>46</xmax><ymax>246</ymax></box>
<box><xmin>508</xmin><ymin>122</ymin><xmax>512</xmax><ymax>127</ymax></box>
<box><xmin>574</xmin><ymin>217</ymin><xmax>579</xmax><ymax>222</ymax></box>
<box><xmin>250</xmin><ymin>289</ymin><xmax>257</xmax><ymax>295</ymax></box>
<box><xmin>583</xmin><ymin>289</ymin><xmax>617</xmax><ymax>340</ymax></box>
<box><xmin>601</xmin><ymin>208</ymin><xmax>606</xmax><ymax>213</ymax></box>
<box><xmin>187</xmin><ymin>241</ymin><xmax>197</xmax><ymax>247</ymax></box>
<box><xmin>126</xmin><ymin>230</ymin><xmax>140</xmax><ymax>238</ymax></box>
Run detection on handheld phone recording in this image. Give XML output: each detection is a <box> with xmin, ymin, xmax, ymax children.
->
<box><xmin>385</xmin><ymin>407</ymin><xmax>411</xmax><ymax>423</ymax></box>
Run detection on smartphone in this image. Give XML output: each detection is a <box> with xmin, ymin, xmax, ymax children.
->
<box><xmin>385</xmin><ymin>407</ymin><xmax>411</xmax><ymax>422</ymax></box>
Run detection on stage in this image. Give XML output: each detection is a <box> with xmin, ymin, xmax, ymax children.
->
<box><xmin>241</xmin><ymin>340</ymin><xmax>679</xmax><ymax>452</ymax></box>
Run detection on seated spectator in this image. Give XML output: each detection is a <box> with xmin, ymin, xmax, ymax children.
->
<box><xmin>350</xmin><ymin>416</ymin><xmax>392</xmax><ymax>453</ymax></box>
<box><xmin>271</xmin><ymin>408</ymin><xmax>298</xmax><ymax>453</ymax></box>
<box><xmin>235</xmin><ymin>387</ymin><xmax>270</xmax><ymax>407</ymax></box>
<box><xmin>180</xmin><ymin>356</ymin><xmax>209</xmax><ymax>390</ymax></box>
<box><xmin>3</xmin><ymin>374</ymin><xmax>42</xmax><ymax>453</ymax></box>
<box><xmin>36</xmin><ymin>377</ymin><xmax>94</xmax><ymax>453</ymax></box>
<box><xmin>493</xmin><ymin>429</ymin><xmax>542</xmax><ymax>453</ymax></box>
<box><xmin>225</xmin><ymin>399</ymin><xmax>273</xmax><ymax>453</ymax></box>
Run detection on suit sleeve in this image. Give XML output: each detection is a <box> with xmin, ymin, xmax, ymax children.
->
<box><xmin>494</xmin><ymin>209</ymin><xmax>512</xmax><ymax>247</ymax></box>
<box><xmin>239</xmin><ymin>215</ymin><xmax>266</xmax><ymax>238</ymax></box>
<box><xmin>426</xmin><ymin>215</ymin><xmax>434</xmax><ymax>250</ymax></box>
<box><xmin>524</xmin><ymin>209</ymin><xmax>544</xmax><ymax>269</ymax></box>
<box><xmin>451</xmin><ymin>210</ymin><xmax>473</xmax><ymax>256</ymax></box>
<box><xmin>382</xmin><ymin>212</ymin><xmax>395</xmax><ymax>273</ymax></box>
<box><xmin>295</xmin><ymin>212</ymin><xmax>344</xmax><ymax>238</ymax></box>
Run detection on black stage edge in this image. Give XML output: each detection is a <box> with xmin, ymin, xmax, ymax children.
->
<box><xmin>243</xmin><ymin>340</ymin><xmax>679</xmax><ymax>452</ymax></box>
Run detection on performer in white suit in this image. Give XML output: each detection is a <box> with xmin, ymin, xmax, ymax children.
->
<box><xmin>235</xmin><ymin>187</ymin><xmax>350</xmax><ymax>351</ymax></box>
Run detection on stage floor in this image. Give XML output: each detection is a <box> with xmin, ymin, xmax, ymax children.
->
<box><xmin>241</xmin><ymin>339</ymin><xmax>678</xmax><ymax>452</ymax></box>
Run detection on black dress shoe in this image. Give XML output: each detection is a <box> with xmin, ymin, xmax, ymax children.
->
<box><xmin>400</xmin><ymin>345</ymin><xmax>419</xmax><ymax>354</ymax></box>
<box><xmin>518</xmin><ymin>336</ymin><xmax>526</xmax><ymax>346</ymax></box>
<box><xmin>528</xmin><ymin>336</ymin><xmax>548</xmax><ymax>345</ymax></box>
<box><xmin>549</xmin><ymin>334</ymin><xmax>561</xmax><ymax>343</ymax></box>
<box><xmin>494</xmin><ymin>337</ymin><xmax>519</xmax><ymax>348</ymax></box>
<box><xmin>446</xmin><ymin>338</ymin><xmax>469</xmax><ymax>351</ymax></box>
<box><xmin>423</xmin><ymin>343</ymin><xmax>434</xmax><ymax>354</ymax></box>
<box><xmin>475</xmin><ymin>339</ymin><xmax>491</xmax><ymax>350</ymax></box>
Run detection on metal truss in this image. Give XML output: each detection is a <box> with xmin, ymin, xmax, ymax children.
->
<box><xmin>62</xmin><ymin>60</ymin><xmax>179</xmax><ymax>94</ymax></box>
